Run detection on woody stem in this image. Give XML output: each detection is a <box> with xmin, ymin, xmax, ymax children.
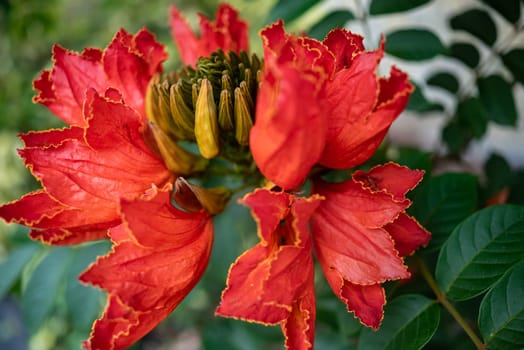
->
<box><xmin>414</xmin><ymin>255</ymin><xmax>486</xmax><ymax>350</ymax></box>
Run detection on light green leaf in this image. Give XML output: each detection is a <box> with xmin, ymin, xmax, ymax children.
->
<box><xmin>450</xmin><ymin>9</ymin><xmax>497</xmax><ymax>46</ymax></box>
<box><xmin>479</xmin><ymin>260</ymin><xmax>524</xmax><ymax>349</ymax></box>
<box><xmin>358</xmin><ymin>294</ymin><xmax>440</xmax><ymax>350</ymax></box>
<box><xmin>0</xmin><ymin>243</ymin><xmax>40</xmax><ymax>298</ymax></box>
<box><xmin>426</xmin><ymin>71</ymin><xmax>459</xmax><ymax>94</ymax></box>
<box><xmin>369</xmin><ymin>0</ymin><xmax>431</xmax><ymax>15</ymax></box>
<box><xmin>478</xmin><ymin>75</ymin><xmax>518</xmax><ymax>126</ymax></box>
<box><xmin>385</xmin><ymin>29</ymin><xmax>445</xmax><ymax>60</ymax></box>
<box><xmin>409</xmin><ymin>173</ymin><xmax>478</xmax><ymax>250</ymax></box>
<box><xmin>436</xmin><ymin>205</ymin><xmax>524</xmax><ymax>300</ymax></box>
<box><xmin>22</xmin><ymin>247</ymin><xmax>74</xmax><ymax>333</ymax></box>
<box><xmin>308</xmin><ymin>10</ymin><xmax>354</xmax><ymax>40</ymax></box>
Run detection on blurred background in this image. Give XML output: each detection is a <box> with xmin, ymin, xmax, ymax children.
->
<box><xmin>0</xmin><ymin>0</ymin><xmax>523</xmax><ymax>349</ymax></box>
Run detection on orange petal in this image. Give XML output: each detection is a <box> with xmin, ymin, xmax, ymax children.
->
<box><xmin>0</xmin><ymin>190</ymin><xmax>112</xmax><ymax>245</ymax></box>
<box><xmin>312</xmin><ymin>178</ymin><xmax>410</xmax><ymax>285</ymax></box>
<box><xmin>33</xmin><ymin>29</ymin><xmax>166</xmax><ymax>127</ymax></box>
<box><xmin>103</xmin><ymin>29</ymin><xmax>167</xmax><ymax>117</ymax></box>
<box><xmin>170</xmin><ymin>4</ymin><xmax>249</xmax><ymax>65</ymax></box>
<box><xmin>385</xmin><ymin>213</ymin><xmax>431</xmax><ymax>256</ymax></box>
<box><xmin>320</xmin><ymin>258</ymin><xmax>386</xmax><ymax>329</ymax></box>
<box><xmin>17</xmin><ymin>92</ymin><xmax>170</xmax><ymax>240</ymax></box>
<box><xmin>282</xmin><ymin>291</ymin><xmax>316</xmax><ymax>350</ymax></box>
<box><xmin>0</xmin><ymin>190</ymin><xmax>66</xmax><ymax>226</ymax></box>
<box><xmin>323</xmin><ymin>29</ymin><xmax>365</xmax><ymax>72</ymax></box>
<box><xmin>80</xmin><ymin>188</ymin><xmax>213</xmax><ymax>349</ymax></box>
<box><xmin>19</xmin><ymin>127</ymin><xmax>83</xmax><ymax>148</ymax></box>
<box><xmin>217</xmin><ymin>189</ymin><xmax>320</xmax><ymax>349</ymax></box>
<box><xmin>250</xmin><ymin>59</ymin><xmax>326</xmax><ymax>189</ymax></box>
<box><xmin>353</xmin><ymin>162</ymin><xmax>424</xmax><ymax>201</ymax></box>
<box><xmin>319</xmin><ymin>48</ymin><xmax>383</xmax><ymax>169</ymax></box>
<box><xmin>33</xmin><ymin>45</ymin><xmax>105</xmax><ymax>126</ymax></box>
<box><xmin>341</xmin><ymin>282</ymin><xmax>385</xmax><ymax>329</ymax></box>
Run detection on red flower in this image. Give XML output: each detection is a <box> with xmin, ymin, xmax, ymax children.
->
<box><xmin>0</xmin><ymin>4</ymin><xmax>431</xmax><ymax>350</ymax></box>
<box><xmin>170</xmin><ymin>3</ymin><xmax>249</xmax><ymax>65</ymax></box>
<box><xmin>311</xmin><ymin>163</ymin><xmax>429</xmax><ymax>328</ymax></box>
<box><xmin>218</xmin><ymin>19</ymin><xmax>431</xmax><ymax>348</ymax></box>
<box><xmin>250</xmin><ymin>21</ymin><xmax>413</xmax><ymax>189</ymax></box>
<box><xmin>216</xmin><ymin>189</ymin><xmax>320</xmax><ymax>349</ymax></box>
<box><xmin>79</xmin><ymin>183</ymin><xmax>212</xmax><ymax>349</ymax></box>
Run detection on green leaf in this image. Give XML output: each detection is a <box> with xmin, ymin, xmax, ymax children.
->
<box><xmin>448</xmin><ymin>42</ymin><xmax>480</xmax><ymax>68</ymax></box>
<box><xmin>436</xmin><ymin>205</ymin><xmax>524</xmax><ymax>301</ymax></box>
<box><xmin>484</xmin><ymin>153</ymin><xmax>513</xmax><ymax>202</ymax></box>
<box><xmin>409</xmin><ymin>173</ymin><xmax>478</xmax><ymax>250</ymax></box>
<box><xmin>65</xmin><ymin>241</ymin><xmax>110</xmax><ymax>331</ymax></box>
<box><xmin>480</xmin><ymin>0</ymin><xmax>521</xmax><ymax>24</ymax></box>
<box><xmin>358</xmin><ymin>294</ymin><xmax>440</xmax><ymax>350</ymax></box>
<box><xmin>0</xmin><ymin>243</ymin><xmax>40</xmax><ymax>298</ymax></box>
<box><xmin>406</xmin><ymin>82</ymin><xmax>444</xmax><ymax>112</ymax></box>
<box><xmin>308</xmin><ymin>10</ymin><xmax>354</xmax><ymax>40</ymax></box>
<box><xmin>386</xmin><ymin>146</ymin><xmax>432</xmax><ymax>174</ymax></box>
<box><xmin>455</xmin><ymin>97</ymin><xmax>489</xmax><ymax>139</ymax></box>
<box><xmin>478</xmin><ymin>75</ymin><xmax>518</xmax><ymax>126</ymax></box>
<box><xmin>426</xmin><ymin>71</ymin><xmax>459</xmax><ymax>94</ymax></box>
<box><xmin>442</xmin><ymin>120</ymin><xmax>468</xmax><ymax>154</ymax></box>
<box><xmin>450</xmin><ymin>9</ymin><xmax>497</xmax><ymax>46</ymax></box>
<box><xmin>478</xmin><ymin>260</ymin><xmax>524</xmax><ymax>349</ymax></box>
<box><xmin>501</xmin><ymin>49</ymin><xmax>524</xmax><ymax>85</ymax></box>
<box><xmin>369</xmin><ymin>0</ymin><xmax>431</xmax><ymax>15</ymax></box>
<box><xmin>509</xmin><ymin>170</ymin><xmax>524</xmax><ymax>205</ymax></box>
<box><xmin>268</xmin><ymin>0</ymin><xmax>321</xmax><ymax>23</ymax></box>
<box><xmin>22</xmin><ymin>247</ymin><xmax>74</xmax><ymax>333</ymax></box>
<box><xmin>385</xmin><ymin>29</ymin><xmax>445</xmax><ymax>60</ymax></box>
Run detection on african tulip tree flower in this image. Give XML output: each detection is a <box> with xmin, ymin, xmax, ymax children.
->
<box><xmin>0</xmin><ymin>3</ymin><xmax>431</xmax><ymax>350</ymax></box>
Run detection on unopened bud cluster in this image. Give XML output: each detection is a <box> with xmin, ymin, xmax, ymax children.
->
<box><xmin>146</xmin><ymin>50</ymin><xmax>262</xmax><ymax>176</ymax></box>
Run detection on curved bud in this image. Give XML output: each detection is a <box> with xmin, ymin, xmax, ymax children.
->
<box><xmin>239</xmin><ymin>81</ymin><xmax>254</xmax><ymax>111</ymax></box>
<box><xmin>234</xmin><ymin>87</ymin><xmax>253</xmax><ymax>146</ymax></box>
<box><xmin>148</xmin><ymin>122</ymin><xmax>208</xmax><ymax>175</ymax></box>
<box><xmin>170</xmin><ymin>83</ymin><xmax>196</xmax><ymax>140</ymax></box>
<box><xmin>173</xmin><ymin>177</ymin><xmax>231</xmax><ymax>215</ymax></box>
<box><xmin>222</xmin><ymin>73</ymin><xmax>233</xmax><ymax>93</ymax></box>
<box><xmin>218</xmin><ymin>89</ymin><xmax>234</xmax><ymax>131</ymax></box>
<box><xmin>195</xmin><ymin>79</ymin><xmax>220</xmax><ymax>158</ymax></box>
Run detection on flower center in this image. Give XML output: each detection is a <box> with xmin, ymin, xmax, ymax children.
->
<box><xmin>145</xmin><ymin>50</ymin><xmax>263</xmax><ymax>180</ymax></box>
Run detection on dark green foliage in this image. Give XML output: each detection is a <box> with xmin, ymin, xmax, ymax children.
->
<box><xmin>479</xmin><ymin>260</ymin><xmax>524</xmax><ymax>349</ymax></box>
<box><xmin>406</xmin><ymin>82</ymin><xmax>444</xmax><ymax>112</ymax></box>
<box><xmin>267</xmin><ymin>0</ymin><xmax>321</xmax><ymax>23</ymax></box>
<box><xmin>409</xmin><ymin>173</ymin><xmax>478</xmax><ymax>251</ymax></box>
<box><xmin>426</xmin><ymin>71</ymin><xmax>459</xmax><ymax>94</ymax></box>
<box><xmin>480</xmin><ymin>0</ymin><xmax>521</xmax><ymax>23</ymax></box>
<box><xmin>308</xmin><ymin>10</ymin><xmax>354</xmax><ymax>40</ymax></box>
<box><xmin>450</xmin><ymin>9</ymin><xmax>497</xmax><ymax>46</ymax></box>
<box><xmin>448</xmin><ymin>42</ymin><xmax>480</xmax><ymax>68</ymax></box>
<box><xmin>369</xmin><ymin>0</ymin><xmax>432</xmax><ymax>15</ymax></box>
<box><xmin>359</xmin><ymin>295</ymin><xmax>440</xmax><ymax>350</ymax></box>
<box><xmin>502</xmin><ymin>49</ymin><xmax>524</xmax><ymax>85</ymax></box>
<box><xmin>385</xmin><ymin>29</ymin><xmax>446</xmax><ymax>60</ymax></box>
<box><xmin>436</xmin><ymin>205</ymin><xmax>524</xmax><ymax>300</ymax></box>
<box><xmin>477</xmin><ymin>75</ymin><xmax>518</xmax><ymax>126</ymax></box>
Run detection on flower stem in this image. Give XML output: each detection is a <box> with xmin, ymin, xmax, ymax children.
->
<box><xmin>415</xmin><ymin>255</ymin><xmax>487</xmax><ymax>350</ymax></box>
